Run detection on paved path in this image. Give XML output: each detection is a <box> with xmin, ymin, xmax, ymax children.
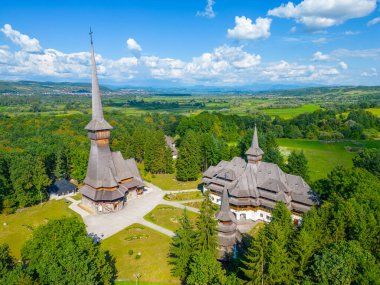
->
<box><xmin>67</xmin><ymin>182</ymin><xmax>203</xmax><ymax>239</ymax></box>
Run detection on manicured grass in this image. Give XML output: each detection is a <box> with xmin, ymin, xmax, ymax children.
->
<box><xmin>261</xmin><ymin>104</ymin><xmax>320</xmax><ymax>119</ymax></box>
<box><xmin>144</xmin><ymin>172</ymin><xmax>202</xmax><ymax>191</ymax></box>
<box><xmin>0</xmin><ymin>199</ymin><xmax>80</xmax><ymax>258</ymax></box>
<box><xmin>249</xmin><ymin>221</ymin><xmax>265</xmax><ymax>237</ymax></box>
<box><xmin>144</xmin><ymin>205</ymin><xmax>199</xmax><ymax>232</ymax></box>
<box><xmin>277</xmin><ymin>139</ymin><xmax>380</xmax><ymax>181</ymax></box>
<box><xmin>71</xmin><ymin>192</ymin><xmax>82</xmax><ymax>200</ymax></box>
<box><xmin>163</xmin><ymin>191</ymin><xmax>203</xmax><ymax>201</ymax></box>
<box><xmin>101</xmin><ymin>224</ymin><xmax>179</xmax><ymax>284</ymax></box>
<box><xmin>182</xmin><ymin>201</ymin><xmax>202</xmax><ymax>209</ymax></box>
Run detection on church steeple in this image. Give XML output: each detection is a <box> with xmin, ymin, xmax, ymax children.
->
<box><xmin>85</xmin><ymin>28</ymin><xmax>112</xmax><ymax>131</ymax></box>
<box><xmin>245</xmin><ymin>125</ymin><xmax>264</xmax><ymax>164</ymax></box>
<box><xmin>216</xmin><ymin>185</ymin><xmax>236</xmax><ymax>223</ymax></box>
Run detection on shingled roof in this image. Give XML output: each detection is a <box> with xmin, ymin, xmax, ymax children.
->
<box><xmin>245</xmin><ymin>126</ymin><xmax>264</xmax><ymax>157</ymax></box>
<box><xmin>203</xmin><ymin>127</ymin><xmax>318</xmax><ymax>214</ymax></box>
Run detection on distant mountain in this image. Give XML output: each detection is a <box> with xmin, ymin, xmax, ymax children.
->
<box><xmin>0</xmin><ymin>80</ymin><xmax>111</xmax><ymax>96</ymax></box>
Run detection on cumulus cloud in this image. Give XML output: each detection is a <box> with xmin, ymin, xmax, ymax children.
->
<box><xmin>197</xmin><ymin>0</ymin><xmax>216</xmax><ymax>18</ymax></box>
<box><xmin>227</xmin><ymin>16</ymin><xmax>272</xmax><ymax>40</ymax></box>
<box><xmin>367</xmin><ymin>17</ymin><xmax>380</xmax><ymax>26</ymax></box>
<box><xmin>344</xmin><ymin>30</ymin><xmax>360</xmax><ymax>35</ymax></box>
<box><xmin>126</xmin><ymin>38</ymin><xmax>142</xmax><ymax>52</ymax></box>
<box><xmin>361</xmin><ymin>67</ymin><xmax>378</xmax><ymax>77</ymax></box>
<box><xmin>312</xmin><ymin>37</ymin><xmax>327</xmax><ymax>44</ymax></box>
<box><xmin>0</xmin><ymin>23</ymin><xmax>353</xmax><ymax>85</ymax></box>
<box><xmin>268</xmin><ymin>0</ymin><xmax>377</xmax><ymax>29</ymax></box>
<box><xmin>339</xmin><ymin>61</ymin><xmax>348</xmax><ymax>70</ymax></box>
<box><xmin>1</xmin><ymin>24</ymin><xmax>41</xmax><ymax>52</ymax></box>
<box><xmin>312</xmin><ymin>51</ymin><xmax>330</xmax><ymax>61</ymax></box>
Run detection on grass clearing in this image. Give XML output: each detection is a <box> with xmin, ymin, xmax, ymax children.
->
<box><xmin>163</xmin><ymin>191</ymin><xmax>203</xmax><ymax>201</ymax></box>
<box><xmin>366</xmin><ymin>108</ymin><xmax>380</xmax><ymax>117</ymax></box>
<box><xmin>277</xmin><ymin>139</ymin><xmax>380</xmax><ymax>181</ymax></box>
<box><xmin>0</xmin><ymin>199</ymin><xmax>80</xmax><ymax>258</ymax></box>
<box><xmin>144</xmin><ymin>205</ymin><xmax>199</xmax><ymax>232</ymax></box>
<box><xmin>101</xmin><ymin>224</ymin><xmax>179</xmax><ymax>284</ymax></box>
<box><xmin>182</xmin><ymin>201</ymin><xmax>203</xmax><ymax>209</ymax></box>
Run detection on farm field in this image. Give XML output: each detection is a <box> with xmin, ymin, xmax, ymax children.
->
<box><xmin>101</xmin><ymin>224</ymin><xmax>179</xmax><ymax>284</ymax></box>
<box><xmin>366</xmin><ymin>107</ymin><xmax>380</xmax><ymax>117</ymax></box>
<box><xmin>277</xmin><ymin>139</ymin><xmax>380</xmax><ymax>181</ymax></box>
<box><xmin>261</xmin><ymin>104</ymin><xmax>321</xmax><ymax>119</ymax></box>
<box><xmin>144</xmin><ymin>204</ymin><xmax>199</xmax><ymax>232</ymax></box>
<box><xmin>0</xmin><ymin>199</ymin><xmax>80</xmax><ymax>258</ymax></box>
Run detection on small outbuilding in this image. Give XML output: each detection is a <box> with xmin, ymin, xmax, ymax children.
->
<box><xmin>50</xmin><ymin>179</ymin><xmax>77</xmax><ymax>197</ymax></box>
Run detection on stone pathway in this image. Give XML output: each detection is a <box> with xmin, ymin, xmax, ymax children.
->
<box><xmin>67</xmin><ymin>182</ymin><xmax>203</xmax><ymax>239</ymax></box>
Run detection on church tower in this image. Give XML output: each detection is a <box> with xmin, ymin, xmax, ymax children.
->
<box><xmin>215</xmin><ymin>184</ymin><xmax>241</xmax><ymax>260</ymax></box>
<box><xmin>245</xmin><ymin>125</ymin><xmax>264</xmax><ymax>164</ymax></box>
<box><xmin>79</xmin><ymin>30</ymin><xmax>144</xmax><ymax>214</ymax></box>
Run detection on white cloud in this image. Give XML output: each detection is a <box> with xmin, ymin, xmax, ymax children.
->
<box><xmin>367</xmin><ymin>17</ymin><xmax>380</xmax><ymax>26</ymax></box>
<box><xmin>312</xmin><ymin>51</ymin><xmax>330</xmax><ymax>61</ymax></box>
<box><xmin>268</xmin><ymin>0</ymin><xmax>377</xmax><ymax>29</ymax></box>
<box><xmin>344</xmin><ymin>30</ymin><xmax>360</xmax><ymax>35</ymax></box>
<box><xmin>290</xmin><ymin>26</ymin><xmax>297</xmax><ymax>33</ymax></box>
<box><xmin>126</xmin><ymin>38</ymin><xmax>142</xmax><ymax>52</ymax></box>
<box><xmin>227</xmin><ymin>16</ymin><xmax>272</xmax><ymax>40</ymax></box>
<box><xmin>339</xmin><ymin>61</ymin><xmax>348</xmax><ymax>70</ymax></box>
<box><xmin>1</xmin><ymin>24</ymin><xmax>41</xmax><ymax>52</ymax></box>
<box><xmin>361</xmin><ymin>68</ymin><xmax>378</xmax><ymax>77</ymax></box>
<box><xmin>312</xmin><ymin>37</ymin><xmax>327</xmax><ymax>44</ymax></box>
<box><xmin>331</xmin><ymin>48</ymin><xmax>380</xmax><ymax>58</ymax></box>
<box><xmin>197</xmin><ymin>0</ymin><xmax>216</xmax><ymax>18</ymax></box>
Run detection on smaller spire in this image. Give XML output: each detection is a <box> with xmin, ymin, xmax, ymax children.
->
<box><xmin>216</xmin><ymin>184</ymin><xmax>237</xmax><ymax>222</ymax></box>
<box><xmin>245</xmin><ymin>125</ymin><xmax>264</xmax><ymax>160</ymax></box>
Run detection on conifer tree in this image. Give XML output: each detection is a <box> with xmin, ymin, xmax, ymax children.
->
<box><xmin>241</xmin><ymin>233</ymin><xmax>266</xmax><ymax>285</ymax></box>
<box><xmin>195</xmin><ymin>191</ymin><xmax>218</xmax><ymax>256</ymax></box>
<box><xmin>32</xmin><ymin>159</ymin><xmax>51</xmax><ymax>205</ymax></box>
<box><xmin>176</xmin><ymin>130</ymin><xmax>201</xmax><ymax>181</ymax></box>
<box><xmin>287</xmin><ymin>150</ymin><xmax>310</xmax><ymax>182</ymax></box>
<box><xmin>169</xmin><ymin>208</ymin><xmax>195</xmax><ymax>282</ymax></box>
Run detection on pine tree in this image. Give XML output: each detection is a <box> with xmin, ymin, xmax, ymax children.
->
<box><xmin>32</xmin><ymin>159</ymin><xmax>51</xmax><ymax>206</ymax></box>
<box><xmin>241</xmin><ymin>233</ymin><xmax>266</xmax><ymax>285</ymax></box>
<box><xmin>265</xmin><ymin>202</ymin><xmax>296</xmax><ymax>285</ymax></box>
<box><xmin>287</xmin><ymin>150</ymin><xmax>310</xmax><ymax>182</ymax></box>
<box><xmin>186</xmin><ymin>250</ymin><xmax>226</xmax><ymax>285</ymax></box>
<box><xmin>195</xmin><ymin>192</ymin><xmax>218</xmax><ymax>256</ymax></box>
<box><xmin>54</xmin><ymin>151</ymin><xmax>65</xmax><ymax>180</ymax></box>
<box><xmin>169</xmin><ymin>208</ymin><xmax>196</xmax><ymax>282</ymax></box>
<box><xmin>176</xmin><ymin>130</ymin><xmax>202</xmax><ymax>181</ymax></box>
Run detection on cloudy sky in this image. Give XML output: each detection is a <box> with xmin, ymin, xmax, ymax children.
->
<box><xmin>0</xmin><ymin>0</ymin><xmax>379</xmax><ymax>86</ymax></box>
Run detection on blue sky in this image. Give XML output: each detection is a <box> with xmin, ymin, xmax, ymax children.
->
<box><xmin>0</xmin><ymin>0</ymin><xmax>379</xmax><ymax>86</ymax></box>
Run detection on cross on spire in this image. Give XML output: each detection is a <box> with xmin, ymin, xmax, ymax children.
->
<box><xmin>89</xmin><ymin>27</ymin><xmax>93</xmax><ymax>45</ymax></box>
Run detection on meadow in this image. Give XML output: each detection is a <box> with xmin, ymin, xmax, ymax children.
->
<box><xmin>277</xmin><ymin>139</ymin><xmax>380</xmax><ymax>181</ymax></box>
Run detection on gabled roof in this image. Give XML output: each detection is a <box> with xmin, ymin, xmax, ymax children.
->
<box><xmin>50</xmin><ymin>179</ymin><xmax>77</xmax><ymax>194</ymax></box>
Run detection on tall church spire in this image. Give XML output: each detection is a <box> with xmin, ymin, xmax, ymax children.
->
<box><xmin>245</xmin><ymin>125</ymin><xmax>264</xmax><ymax>164</ymax></box>
<box><xmin>85</xmin><ymin>28</ymin><xmax>112</xmax><ymax>131</ymax></box>
<box><xmin>216</xmin><ymin>184</ymin><xmax>236</xmax><ymax>222</ymax></box>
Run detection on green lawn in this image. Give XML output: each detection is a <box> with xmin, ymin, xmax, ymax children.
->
<box><xmin>163</xmin><ymin>191</ymin><xmax>203</xmax><ymax>201</ymax></box>
<box><xmin>144</xmin><ymin>205</ymin><xmax>199</xmax><ymax>232</ymax></box>
<box><xmin>101</xmin><ymin>224</ymin><xmax>179</xmax><ymax>284</ymax></box>
<box><xmin>71</xmin><ymin>192</ymin><xmax>82</xmax><ymax>200</ymax></box>
<box><xmin>144</xmin><ymin>172</ymin><xmax>201</xmax><ymax>191</ymax></box>
<box><xmin>277</xmin><ymin>139</ymin><xmax>380</xmax><ymax>181</ymax></box>
<box><xmin>182</xmin><ymin>201</ymin><xmax>202</xmax><ymax>209</ymax></box>
<box><xmin>261</xmin><ymin>104</ymin><xmax>320</xmax><ymax>119</ymax></box>
<box><xmin>0</xmin><ymin>199</ymin><xmax>80</xmax><ymax>258</ymax></box>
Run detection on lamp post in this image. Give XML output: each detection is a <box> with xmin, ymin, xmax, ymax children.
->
<box><xmin>133</xmin><ymin>272</ymin><xmax>141</xmax><ymax>285</ymax></box>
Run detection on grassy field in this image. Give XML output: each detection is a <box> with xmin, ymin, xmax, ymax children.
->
<box><xmin>101</xmin><ymin>224</ymin><xmax>179</xmax><ymax>284</ymax></box>
<box><xmin>182</xmin><ymin>201</ymin><xmax>202</xmax><ymax>209</ymax></box>
<box><xmin>163</xmin><ymin>191</ymin><xmax>203</xmax><ymax>201</ymax></box>
<box><xmin>277</xmin><ymin>139</ymin><xmax>380</xmax><ymax>181</ymax></box>
<box><xmin>0</xmin><ymin>199</ymin><xmax>80</xmax><ymax>258</ymax></box>
<box><xmin>144</xmin><ymin>205</ymin><xmax>199</xmax><ymax>232</ymax></box>
<box><xmin>144</xmin><ymin>172</ymin><xmax>202</xmax><ymax>191</ymax></box>
<box><xmin>261</xmin><ymin>104</ymin><xmax>321</xmax><ymax>119</ymax></box>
